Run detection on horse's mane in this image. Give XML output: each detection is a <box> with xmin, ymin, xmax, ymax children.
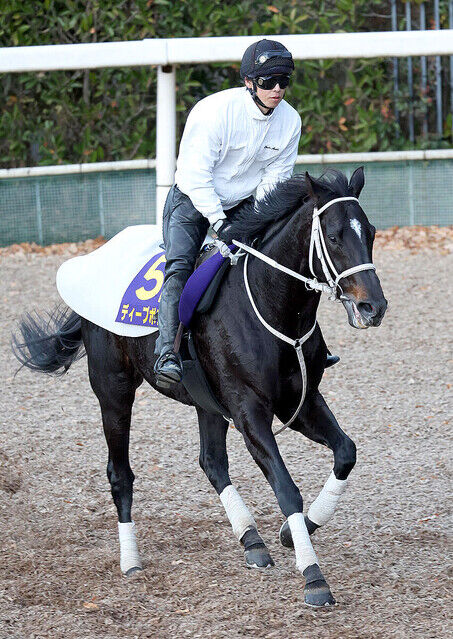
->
<box><xmin>228</xmin><ymin>169</ymin><xmax>350</xmax><ymax>241</ymax></box>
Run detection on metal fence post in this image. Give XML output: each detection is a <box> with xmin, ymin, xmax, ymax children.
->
<box><xmin>450</xmin><ymin>0</ymin><xmax>453</xmax><ymax>140</ymax></box>
<box><xmin>434</xmin><ymin>0</ymin><xmax>443</xmax><ymax>138</ymax></box>
<box><xmin>420</xmin><ymin>3</ymin><xmax>428</xmax><ymax>138</ymax></box>
<box><xmin>406</xmin><ymin>1</ymin><xmax>414</xmax><ymax>143</ymax></box>
<box><xmin>391</xmin><ymin>0</ymin><xmax>400</xmax><ymax>129</ymax></box>
<box><xmin>156</xmin><ymin>65</ymin><xmax>176</xmax><ymax>229</ymax></box>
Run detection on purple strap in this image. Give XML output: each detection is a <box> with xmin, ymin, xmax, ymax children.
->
<box><xmin>179</xmin><ymin>248</ymin><xmax>232</xmax><ymax>327</ymax></box>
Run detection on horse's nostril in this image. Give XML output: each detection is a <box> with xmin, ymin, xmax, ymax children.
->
<box><xmin>357</xmin><ymin>302</ymin><xmax>374</xmax><ymax>316</ymax></box>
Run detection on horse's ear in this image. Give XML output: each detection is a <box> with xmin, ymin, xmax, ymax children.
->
<box><xmin>348</xmin><ymin>166</ymin><xmax>365</xmax><ymax>198</ymax></box>
<box><xmin>305</xmin><ymin>171</ymin><xmax>321</xmax><ymax>202</ymax></box>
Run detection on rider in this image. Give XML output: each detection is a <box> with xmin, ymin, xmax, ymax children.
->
<box><xmin>154</xmin><ymin>39</ymin><xmax>338</xmax><ymax>388</ymax></box>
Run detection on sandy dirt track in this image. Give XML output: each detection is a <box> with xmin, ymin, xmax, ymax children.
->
<box><xmin>1</xmin><ymin>238</ymin><xmax>452</xmax><ymax>639</ymax></box>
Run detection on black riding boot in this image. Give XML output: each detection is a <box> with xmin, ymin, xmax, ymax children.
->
<box><xmin>154</xmin><ymin>185</ymin><xmax>209</xmax><ymax>388</ymax></box>
<box><xmin>154</xmin><ymin>274</ymin><xmax>185</xmax><ymax>388</ymax></box>
<box><xmin>325</xmin><ymin>351</ymin><xmax>340</xmax><ymax>368</ymax></box>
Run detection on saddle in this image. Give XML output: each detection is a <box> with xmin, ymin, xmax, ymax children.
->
<box><xmin>178</xmin><ymin>243</ymin><xmax>233</xmax><ymax>328</ymax></box>
<box><xmin>178</xmin><ymin>243</ymin><xmax>235</xmax><ymax>419</ymax></box>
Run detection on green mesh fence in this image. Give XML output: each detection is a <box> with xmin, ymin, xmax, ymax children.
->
<box><xmin>0</xmin><ymin>169</ymin><xmax>156</xmax><ymax>247</ymax></box>
<box><xmin>0</xmin><ymin>160</ymin><xmax>451</xmax><ymax>247</ymax></box>
<box><xmin>295</xmin><ymin>160</ymin><xmax>453</xmax><ymax>229</ymax></box>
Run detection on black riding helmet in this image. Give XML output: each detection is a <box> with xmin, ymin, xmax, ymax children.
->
<box><xmin>240</xmin><ymin>39</ymin><xmax>294</xmax><ymax>79</ymax></box>
<box><xmin>240</xmin><ymin>39</ymin><xmax>294</xmax><ymax>114</ymax></box>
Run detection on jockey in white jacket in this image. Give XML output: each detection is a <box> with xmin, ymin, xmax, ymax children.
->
<box><xmin>154</xmin><ymin>39</ymin><xmax>338</xmax><ymax>387</ymax></box>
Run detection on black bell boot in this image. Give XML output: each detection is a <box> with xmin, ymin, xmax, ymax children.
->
<box><xmin>325</xmin><ymin>353</ymin><xmax>340</xmax><ymax>368</ymax></box>
<box><xmin>154</xmin><ymin>349</ymin><xmax>183</xmax><ymax>388</ymax></box>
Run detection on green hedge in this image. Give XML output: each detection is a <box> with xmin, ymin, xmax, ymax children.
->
<box><xmin>1</xmin><ymin>0</ymin><xmax>452</xmax><ymax>167</ymax></box>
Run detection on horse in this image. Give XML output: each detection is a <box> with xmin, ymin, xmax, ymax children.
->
<box><xmin>12</xmin><ymin>168</ymin><xmax>387</xmax><ymax>608</ymax></box>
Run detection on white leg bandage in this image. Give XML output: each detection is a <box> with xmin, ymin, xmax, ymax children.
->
<box><xmin>118</xmin><ymin>521</ymin><xmax>142</xmax><ymax>574</ymax></box>
<box><xmin>219</xmin><ymin>485</ymin><xmax>257</xmax><ymax>541</ymax></box>
<box><xmin>287</xmin><ymin>512</ymin><xmax>318</xmax><ymax>573</ymax></box>
<box><xmin>307</xmin><ymin>471</ymin><xmax>348</xmax><ymax>527</ymax></box>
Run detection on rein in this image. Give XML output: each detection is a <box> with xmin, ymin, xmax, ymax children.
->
<box><xmin>228</xmin><ymin>195</ymin><xmax>376</xmax><ymax>436</ymax></box>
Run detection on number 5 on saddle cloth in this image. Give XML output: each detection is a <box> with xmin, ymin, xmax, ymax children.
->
<box><xmin>56</xmin><ymin>224</ymin><xmax>233</xmax><ymax>417</ymax></box>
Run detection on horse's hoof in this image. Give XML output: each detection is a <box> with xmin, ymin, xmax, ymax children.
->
<box><xmin>303</xmin><ymin>563</ymin><xmax>335</xmax><ymax>608</ymax></box>
<box><xmin>245</xmin><ymin>547</ymin><xmax>275</xmax><ymax>569</ymax></box>
<box><xmin>279</xmin><ymin>520</ymin><xmax>294</xmax><ymax>548</ymax></box>
<box><xmin>241</xmin><ymin>527</ymin><xmax>274</xmax><ymax>568</ymax></box>
<box><xmin>304</xmin><ymin>580</ymin><xmax>336</xmax><ymax>608</ymax></box>
<box><xmin>279</xmin><ymin>516</ymin><xmax>319</xmax><ymax>548</ymax></box>
<box><xmin>124</xmin><ymin>566</ymin><xmax>143</xmax><ymax>577</ymax></box>
<box><xmin>305</xmin><ymin>516</ymin><xmax>319</xmax><ymax>536</ymax></box>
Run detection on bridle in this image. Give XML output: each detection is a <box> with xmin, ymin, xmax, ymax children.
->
<box><xmin>309</xmin><ymin>196</ymin><xmax>375</xmax><ymax>295</ymax></box>
<box><xmin>231</xmin><ymin>196</ymin><xmax>376</xmax><ymax>301</ymax></box>
<box><xmin>220</xmin><ymin>195</ymin><xmax>376</xmax><ymax>435</ymax></box>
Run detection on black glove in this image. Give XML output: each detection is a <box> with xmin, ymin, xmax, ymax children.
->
<box><xmin>212</xmin><ymin>218</ymin><xmax>235</xmax><ymax>245</ymax></box>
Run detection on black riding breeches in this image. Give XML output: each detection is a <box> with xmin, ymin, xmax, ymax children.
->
<box><xmin>156</xmin><ymin>185</ymin><xmax>253</xmax><ymax>355</ymax></box>
<box><xmin>155</xmin><ymin>186</ymin><xmax>209</xmax><ymax>354</ymax></box>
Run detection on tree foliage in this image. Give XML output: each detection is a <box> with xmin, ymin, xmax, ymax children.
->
<box><xmin>1</xmin><ymin>0</ymin><xmax>451</xmax><ymax>167</ymax></box>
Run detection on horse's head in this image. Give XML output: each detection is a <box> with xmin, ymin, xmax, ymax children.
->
<box><xmin>306</xmin><ymin>168</ymin><xmax>387</xmax><ymax>329</ymax></box>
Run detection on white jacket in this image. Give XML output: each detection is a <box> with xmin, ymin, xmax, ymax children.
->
<box><xmin>174</xmin><ymin>87</ymin><xmax>301</xmax><ymax>225</ymax></box>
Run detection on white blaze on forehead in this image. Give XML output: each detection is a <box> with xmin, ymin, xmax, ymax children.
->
<box><xmin>350</xmin><ymin>218</ymin><xmax>362</xmax><ymax>239</ymax></box>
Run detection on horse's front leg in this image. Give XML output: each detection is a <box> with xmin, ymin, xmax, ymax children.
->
<box><xmin>196</xmin><ymin>407</ymin><xmax>274</xmax><ymax>569</ymax></box>
<box><xmin>235</xmin><ymin>396</ymin><xmax>335</xmax><ymax>608</ymax></box>
<box><xmin>278</xmin><ymin>389</ymin><xmax>356</xmax><ymax>547</ymax></box>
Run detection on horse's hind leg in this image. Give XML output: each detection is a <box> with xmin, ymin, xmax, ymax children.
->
<box><xmin>196</xmin><ymin>407</ymin><xmax>274</xmax><ymax>569</ymax></box>
<box><xmin>84</xmin><ymin>325</ymin><xmax>144</xmax><ymax>575</ymax></box>
<box><xmin>279</xmin><ymin>390</ymin><xmax>356</xmax><ymax>547</ymax></box>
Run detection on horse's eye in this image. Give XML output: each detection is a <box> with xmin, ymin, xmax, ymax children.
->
<box><xmin>328</xmin><ymin>235</ymin><xmax>337</xmax><ymax>243</ymax></box>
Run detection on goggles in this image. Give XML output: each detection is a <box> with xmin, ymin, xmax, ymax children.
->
<box><xmin>255</xmin><ymin>75</ymin><xmax>290</xmax><ymax>90</ymax></box>
<box><xmin>255</xmin><ymin>49</ymin><xmax>293</xmax><ymax>66</ymax></box>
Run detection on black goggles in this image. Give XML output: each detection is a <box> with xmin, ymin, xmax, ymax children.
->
<box><xmin>256</xmin><ymin>75</ymin><xmax>290</xmax><ymax>90</ymax></box>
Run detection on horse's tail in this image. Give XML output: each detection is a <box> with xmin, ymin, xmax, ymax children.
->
<box><xmin>12</xmin><ymin>306</ymin><xmax>85</xmax><ymax>376</ymax></box>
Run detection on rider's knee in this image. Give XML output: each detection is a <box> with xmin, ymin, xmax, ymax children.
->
<box><xmin>164</xmin><ymin>260</ymin><xmax>194</xmax><ymax>282</ymax></box>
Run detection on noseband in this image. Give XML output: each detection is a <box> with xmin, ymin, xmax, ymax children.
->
<box><xmin>227</xmin><ymin>195</ymin><xmax>377</xmax><ymax>435</ymax></box>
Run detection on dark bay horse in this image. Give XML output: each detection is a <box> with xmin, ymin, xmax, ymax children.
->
<box><xmin>13</xmin><ymin>168</ymin><xmax>387</xmax><ymax>608</ymax></box>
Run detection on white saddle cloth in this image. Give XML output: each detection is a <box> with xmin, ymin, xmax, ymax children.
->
<box><xmin>56</xmin><ymin>225</ymin><xmax>165</xmax><ymax>337</ymax></box>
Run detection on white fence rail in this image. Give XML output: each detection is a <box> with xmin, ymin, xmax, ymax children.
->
<box><xmin>1</xmin><ymin>31</ymin><xmax>453</xmax><ymax>72</ymax></box>
<box><xmin>1</xmin><ymin>150</ymin><xmax>452</xmax><ymax>180</ymax></box>
<box><xmin>2</xmin><ymin>31</ymin><xmax>453</xmax><ymax>222</ymax></box>
<box><xmin>0</xmin><ymin>159</ymin><xmax>156</xmax><ymax>179</ymax></box>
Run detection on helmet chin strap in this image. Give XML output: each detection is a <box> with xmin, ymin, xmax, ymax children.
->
<box><xmin>247</xmin><ymin>82</ymin><xmax>274</xmax><ymax>116</ymax></box>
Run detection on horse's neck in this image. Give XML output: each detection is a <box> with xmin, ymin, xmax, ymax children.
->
<box><xmin>248</xmin><ymin>208</ymin><xmax>320</xmax><ymax>337</ymax></box>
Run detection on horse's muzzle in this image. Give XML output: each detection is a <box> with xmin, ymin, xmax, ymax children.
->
<box><xmin>341</xmin><ymin>296</ymin><xmax>388</xmax><ymax>329</ymax></box>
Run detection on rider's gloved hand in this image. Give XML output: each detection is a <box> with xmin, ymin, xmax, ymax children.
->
<box><xmin>211</xmin><ymin>218</ymin><xmax>235</xmax><ymax>245</ymax></box>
